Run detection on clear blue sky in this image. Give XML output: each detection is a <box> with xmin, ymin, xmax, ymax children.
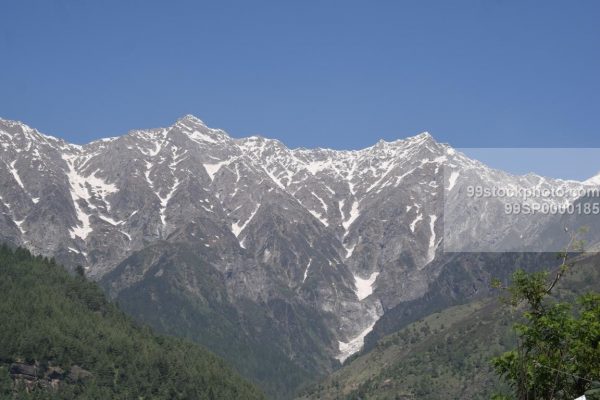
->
<box><xmin>1</xmin><ymin>0</ymin><xmax>599</xmax><ymax>151</ymax></box>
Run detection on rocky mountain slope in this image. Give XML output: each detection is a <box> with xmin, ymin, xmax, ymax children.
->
<box><xmin>1</xmin><ymin>115</ymin><xmax>598</xmax><ymax>397</ymax></box>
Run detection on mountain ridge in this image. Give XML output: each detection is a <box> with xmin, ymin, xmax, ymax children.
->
<box><xmin>0</xmin><ymin>115</ymin><xmax>435</xmax><ymax>153</ymax></box>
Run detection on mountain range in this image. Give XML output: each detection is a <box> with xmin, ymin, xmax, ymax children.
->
<box><xmin>1</xmin><ymin>115</ymin><xmax>598</xmax><ymax>398</ymax></box>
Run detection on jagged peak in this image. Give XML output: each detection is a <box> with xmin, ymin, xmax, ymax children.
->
<box><xmin>0</xmin><ymin>117</ymin><xmax>34</xmax><ymax>131</ymax></box>
<box><xmin>176</xmin><ymin>114</ymin><xmax>207</xmax><ymax>126</ymax></box>
<box><xmin>237</xmin><ymin>134</ymin><xmax>288</xmax><ymax>149</ymax></box>
<box><xmin>359</xmin><ymin>131</ymin><xmax>436</xmax><ymax>154</ymax></box>
<box><xmin>0</xmin><ymin>117</ymin><xmax>69</xmax><ymax>147</ymax></box>
<box><xmin>400</xmin><ymin>131</ymin><xmax>435</xmax><ymax>144</ymax></box>
<box><xmin>239</xmin><ymin>135</ymin><xmax>267</xmax><ymax>143</ymax></box>
<box><xmin>415</xmin><ymin>131</ymin><xmax>432</xmax><ymax>139</ymax></box>
<box><xmin>169</xmin><ymin>115</ymin><xmax>233</xmax><ymax>145</ymax></box>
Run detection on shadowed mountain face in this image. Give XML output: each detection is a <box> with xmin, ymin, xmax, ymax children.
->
<box><xmin>1</xmin><ymin>115</ymin><xmax>598</xmax><ymax>397</ymax></box>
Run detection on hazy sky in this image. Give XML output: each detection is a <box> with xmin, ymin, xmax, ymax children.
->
<box><xmin>1</xmin><ymin>1</ymin><xmax>599</xmax><ymax>153</ymax></box>
<box><xmin>460</xmin><ymin>148</ymin><xmax>600</xmax><ymax>181</ymax></box>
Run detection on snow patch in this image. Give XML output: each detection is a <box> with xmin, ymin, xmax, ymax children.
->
<box><xmin>354</xmin><ymin>272</ymin><xmax>379</xmax><ymax>301</ymax></box>
<box><xmin>305</xmin><ymin>160</ymin><xmax>333</xmax><ymax>175</ymax></box>
<box><xmin>14</xmin><ymin>218</ymin><xmax>26</xmax><ymax>235</ymax></box>
<box><xmin>344</xmin><ymin>241</ymin><xmax>357</xmax><ymax>258</ymax></box>
<box><xmin>61</xmin><ymin>155</ymin><xmax>119</xmax><ymax>240</ymax></box>
<box><xmin>86</xmin><ymin>170</ymin><xmax>118</xmax><ymax>201</ymax></box>
<box><xmin>204</xmin><ymin>160</ymin><xmax>229</xmax><ymax>181</ymax></box>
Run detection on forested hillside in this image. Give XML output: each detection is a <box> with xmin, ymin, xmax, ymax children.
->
<box><xmin>0</xmin><ymin>245</ymin><xmax>265</xmax><ymax>400</ymax></box>
<box><xmin>299</xmin><ymin>253</ymin><xmax>600</xmax><ymax>400</ymax></box>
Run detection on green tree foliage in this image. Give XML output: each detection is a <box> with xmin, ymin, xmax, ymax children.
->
<box><xmin>491</xmin><ymin>236</ymin><xmax>600</xmax><ymax>400</ymax></box>
<box><xmin>0</xmin><ymin>244</ymin><xmax>265</xmax><ymax>399</ymax></box>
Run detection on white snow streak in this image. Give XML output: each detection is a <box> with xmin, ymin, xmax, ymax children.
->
<box><xmin>309</xmin><ymin>209</ymin><xmax>329</xmax><ymax>226</ymax></box>
<box><xmin>189</xmin><ymin>130</ymin><xmax>218</xmax><ymax>144</ymax></box>
<box><xmin>302</xmin><ymin>258</ymin><xmax>312</xmax><ymax>283</ymax></box>
<box><xmin>338</xmin><ymin>199</ymin><xmax>345</xmax><ymax>219</ymax></box>
<box><xmin>62</xmin><ymin>155</ymin><xmax>93</xmax><ymax>240</ymax></box>
<box><xmin>337</xmin><ymin>322</ymin><xmax>377</xmax><ymax>363</ymax></box>
<box><xmin>232</xmin><ymin>204</ymin><xmax>260</xmax><ymax>237</ymax></box>
<box><xmin>365</xmin><ymin>160</ymin><xmax>396</xmax><ymax>192</ymax></box>
<box><xmin>312</xmin><ymin>192</ymin><xmax>328</xmax><ymax>212</ymax></box>
<box><xmin>410</xmin><ymin>213</ymin><xmax>423</xmax><ymax>233</ymax></box>
<box><xmin>427</xmin><ymin>215</ymin><xmax>438</xmax><ymax>263</ymax></box>
<box><xmin>144</xmin><ymin>161</ymin><xmax>154</xmax><ymax>188</ymax></box>
<box><xmin>9</xmin><ymin>160</ymin><xmax>25</xmax><ymax>189</ymax></box>
<box><xmin>98</xmin><ymin>214</ymin><xmax>125</xmax><ymax>226</ymax></box>
<box><xmin>158</xmin><ymin>178</ymin><xmax>180</xmax><ymax>226</ymax></box>
<box><xmin>342</xmin><ymin>200</ymin><xmax>359</xmax><ymax>231</ymax></box>
<box><xmin>448</xmin><ymin>171</ymin><xmax>460</xmax><ymax>191</ymax></box>
<box><xmin>0</xmin><ymin>195</ymin><xmax>25</xmax><ymax>235</ymax></box>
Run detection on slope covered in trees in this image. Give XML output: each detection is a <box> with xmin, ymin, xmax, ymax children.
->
<box><xmin>0</xmin><ymin>245</ymin><xmax>265</xmax><ymax>399</ymax></box>
<box><xmin>299</xmin><ymin>253</ymin><xmax>600</xmax><ymax>400</ymax></box>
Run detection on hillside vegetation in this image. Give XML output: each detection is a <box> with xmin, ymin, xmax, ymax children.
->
<box><xmin>0</xmin><ymin>245</ymin><xmax>265</xmax><ymax>400</ymax></box>
<box><xmin>299</xmin><ymin>253</ymin><xmax>600</xmax><ymax>400</ymax></box>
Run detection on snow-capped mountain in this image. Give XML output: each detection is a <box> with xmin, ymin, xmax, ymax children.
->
<box><xmin>1</xmin><ymin>115</ymin><xmax>598</xmax><ymax>392</ymax></box>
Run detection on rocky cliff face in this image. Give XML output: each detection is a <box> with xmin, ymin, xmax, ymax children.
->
<box><xmin>1</xmin><ymin>115</ymin><xmax>598</xmax><ymax>394</ymax></box>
